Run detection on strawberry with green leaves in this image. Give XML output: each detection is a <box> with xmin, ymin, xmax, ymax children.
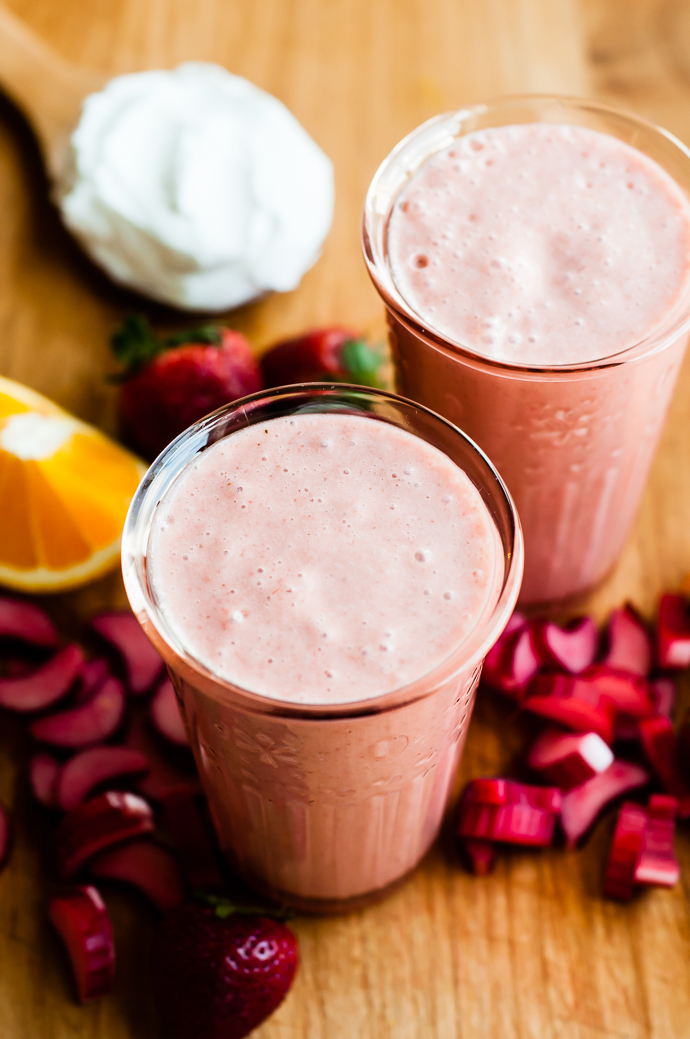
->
<box><xmin>112</xmin><ymin>316</ymin><xmax>262</xmax><ymax>460</ymax></box>
<box><xmin>260</xmin><ymin>327</ymin><xmax>385</xmax><ymax>388</ymax></box>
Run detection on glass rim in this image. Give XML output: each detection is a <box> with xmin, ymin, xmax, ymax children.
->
<box><xmin>121</xmin><ymin>383</ymin><xmax>524</xmax><ymax>720</ymax></box>
<box><xmin>362</xmin><ymin>93</ymin><xmax>690</xmax><ymax>376</ymax></box>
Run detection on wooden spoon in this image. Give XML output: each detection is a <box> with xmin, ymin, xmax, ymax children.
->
<box><xmin>0</xmin><ymin>2</ymin><xmax>106</xmax><ymax>180</ymax></box>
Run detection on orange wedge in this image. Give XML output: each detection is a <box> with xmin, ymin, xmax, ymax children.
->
<box><xmin>0</xmin><ymin>376</ymin><xmax>147</xmax><ymax>592</ymax></box>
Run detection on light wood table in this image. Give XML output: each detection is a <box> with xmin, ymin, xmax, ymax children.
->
<box><xmin>1</xmin><ymin>1</ymin><xmax>689</xmax><ymax>1036</ymax></box>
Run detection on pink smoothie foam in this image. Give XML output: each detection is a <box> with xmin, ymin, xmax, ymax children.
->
<box><xmin>149</xmin><ymin>411</ymin><xmax>503</xmax><ymax>703</ymax></box>
<box><xmin>145</xmin><ymin>410</ymin><xmax>507</xmax><ymax>905</ymax></box>
<box><xmin>381</xmin><ymin>122</ymin><xmax>690</xmax><ymax>603</ymax></box>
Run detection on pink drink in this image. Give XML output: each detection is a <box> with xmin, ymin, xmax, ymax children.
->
<box><xmin>363</xmin><ymin>99</ymin><xmax>690</xmax><ymax>605</ymax></box>
<box><xmin>123</xmin><ymin>387</ymin><xmax>523</xmax><ymax>911</ymax></box>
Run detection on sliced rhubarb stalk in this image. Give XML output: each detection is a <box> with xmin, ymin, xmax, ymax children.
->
<box><xmin>31</xmin><ymin>677</ymin><xmax>125</xmax><ymax>749</ymax></box>
<box><xmin>30</xmin><ymin>752</ymin><xmax>61</xmax><ymax>808</ymax></box>
<box><xmin>48</xmin><ymin>886</ymin><xmax>115</xmax><ymax>1003</ymax></box>
<box><xmin>460</xmin><ymin>838</ymin><xmax>496</xmax><ymax>876</ymax></box>
<box><xmin>638</xmin><ymin>716</ymin><xmax>690</xmax><ymax>815</ymax></box>
<box><xmin>91</xmin><ymin>613</ymin><xmax>164</xmax><ymax>695</ymax></box>
<box><xmin>612</xmin><ymin>713</ymin><xmax>640</xmax><ymax>743</ymax></box>
<box><xmin>560</xmin><ymin>760</ymin><xmax>649</xmax><ymax>848</ymax></box>
<box><xmin>601</xmin><ymin>604</ymin><xmax>652</xmax><ymax>676</ymax></box>
<box><xmin>159</xmin><ymin>786</ymin><xmax>223</xmax><ymax>890</ymax></box>
<box><xmin>482</xmin><ymin>623</ymin><xmax>540</xmax><ymax>699</ymax></box>
<box><xmin>0</xmin><ymin>597</ymin><xmax>58</xmax><ymax>647</ymax></box>
<box><xmin>582</xmin><ymin>666</ymin><xmax>654</xmax><ymax>718</ymax></box>
<box><xmin>125</xmin><ymin>718</ymin><xmax>201</xmax><ymax>801</ymax></box>
<box><xmin>73</xmin><ymin>659</ymin><xmax>111</xmax><ymax>706</ymax></box>
<box><xmin>458</xmin><ymin>800</ymin><xmax>557</xmax><ymax>847</ymax></box>
<box><xmin>656</xmin><ymin>594</ymin><xmax>690</xmax><ymax>669</ymax></box>
<box><xmin>149</xmin><ymin>679</ymin><xmax>189</xmax><ymax>747</ymax></box>
<box><xmin>533</xmin><ymin>617</ymin><xmax>598</xmax><ymax>674</ymax></box>
<box><xmin>463</xmin><ymin>777</ymin><xmax>562</xmax><ymax>813</ymax></box>
<box><xmin>523</xmin><ymin>673</ymin><xmax>616</xmax><ymax>744</ymax></box>
<box><xmin>650</xmin><ymin>677</ymin><xmax>676</xmax><ymax>720</ymax></box>
<box><xmin>57</xmin><ymin>748</ymin><xmax>149</xmax><ymax>811</ymax></box>
<box><xmin>55</xmin><ymin>791</ymin><xmax>154</xmax><ymax>879</ymax></box>
<box><xmin>0</xmin><ymin>800</ymin><xmax>11</xmax><ymax>872</ymax></box>
<box><xmin>634</xmin><ymin>794</ymin><xmax>680</xmax><ymax>888</ymax></box>
<box><xmin>527</xmin><ymin>729</ymin><xmax>614</xmax><ymax>791</ymax></box>
<box><xmin>603</xmin><ymin>801</ymin><xmax>647</xmax><ymax>901</ymax></box>
<box><xmin>89</xmin><ymin>840</ymin><xmax>186</xmax><ymax>912</ymax></box>
<box><xmin>0</xmin><ymin>644</ymin><xmax>83</xmax><ymax>712</ymax></box>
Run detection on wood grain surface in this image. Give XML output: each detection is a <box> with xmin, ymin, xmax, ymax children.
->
<box><xmin>1</xmin><ymin>1</ymin><xmax>690</xmax><ymax>1037</ymax></box>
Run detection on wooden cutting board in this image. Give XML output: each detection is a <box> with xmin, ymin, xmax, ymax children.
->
<box><xmin>1</xmin><ymin>1</ymin><xmax>690</xmax><ymax>1036</ymax></box>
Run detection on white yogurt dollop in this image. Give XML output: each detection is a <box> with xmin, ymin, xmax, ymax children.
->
<box><xmin>55</xmin><ymin>63</ymin><xmax>335</xmax><ymax>311</ymax></box>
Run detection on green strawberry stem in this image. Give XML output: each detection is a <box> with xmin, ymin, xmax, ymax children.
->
<box><xmin>339</xmin><ymin>338</ymin><xmax>385</xmax><ymax>388</ymax></box>
<box><xmin>194</xmin><ymin>891</ymin><xmax>294</xmax><ymax>921</ymax></box>
<box><xmin>110</xmin><ymin>315</ymin><xmax>222</xmax><ymax>375</ymax></box>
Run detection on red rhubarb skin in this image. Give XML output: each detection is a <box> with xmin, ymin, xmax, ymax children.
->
<box><xmin>601</xmin><ymin>604</ymin><xmax>652</xmax><ymax>676</ymax></box>
<box><xmin>30</xmin><ymin>753</ymin><xmax>61</xmax><ymax>808</ymax></box>
<box><xmin>0</xmin><ymin>597</ymin><xmax>58</xmax><ymax>647</ymax></box>
<box><xmin>656</xmin><ymin>594</ymin><xmax>690</xmax><ymax>669</ymax></box>
<box><xmin>0</xmin><ymin>644</ymin><xmax>83</xmax><ymax>712</ymax></box>
<box><xmin>460</xmin><ymin>838</ymin><xmax>497</xmax><ymax>876</ymax></box>
<box><xmin>91</xmin><ymin>612</ymin><xmax>164</xmax><ymax>694</ymax></box>
<box><xmin>48</xmin><ymin>885</ymin><xmax>115</xmax><ymax>1003</ymax></box>
<box><xmin>57</xmin><ymin>747</ymin><xmax>150</xmax><ymax>811</ymax></box>
<box><xmin>638</xmin><ymin>716</ymin><xmax>690</xmax><ymax>816</ymax></box>
<box><xmin>150</xmin><ymin>678</ymin><xmax>190</xmax><ymax>747</ymax></box>
<box><xmin>30</xmin><ymin>677</ymin><xmax>125</xmax><ymax>748</ymax></box>
<box><xmin>533</xmin><ymin>617</ymin><xmax>598</xmax><ymax>675</ymax></box>
<box><xmin>55</xmin><ymin>791</ymin><xmax>155</xmax><ymax>879</ymax></box>
<box><xmin>89</xmin><ymin>840</ymin><xmax>186</xmax><ymax>912</ymax></box>
<box><xmin>560</xmin><ymin>761</ymin><xmax>649</xmax><ymax>848</ymax></box>
<box><xmin>603</xmin><ymin>801</ymin><xmax>647</xmax><ymax>900</ymax></box>
<box><xmin>635</xmin><ymin>795</ymin><xmax>680</xmax><ymax>887</ymax></box>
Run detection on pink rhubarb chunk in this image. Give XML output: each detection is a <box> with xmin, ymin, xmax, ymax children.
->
<box><xmin>533</xmin><ymin>617</ymin><xmax>598</xmax><ymax>674</ymax></box>
<box><xmin>656</xmin><ymin>594</ymin><xmax>690</xmax><ymax>669</ymax></box>
<box><xmin>0</xmin><ymin>644</ymin><xmax>83</xmax><ymax>712</ymax></box>
<box><xmin>583</xmin><ymin>666</ymin><xmax>654</xmax><ymax>718</ymax></box>
<box><xmin>91</xmin><ymin>612</ymin><xmax>164</xmax><ymax>694</ymax></box>
<box><xmin>55</xmin><ymin>791</ymin><xmax>155</xmax><ymax>879</ymax></box>
<box><xmin>30</xmin><ymin>677</ymin><xmax>125</xmax><ymax>748</ymax></box>
<box><xmin>638</xmin><ymin>716</ymin><xmax>690</xmax><ymax>816</ymax></box>
<box><xmin>560</xmin><ymin>760</ymin><xmax>649</xmax><ymax>848</ymax></box>
<box><xmin>634</xmin><ymin>794</ymin><xmax>680</xmax><ymax>888</ymax></box>
<box><xmin>57</xmin><ymin>747</ymin><xmax>149</xmax><ymax>811</ymax></box>
<box><xmin>149</xmin><ymin>678</ymin><xmax>189</xmax><ymax>747</ymax></box>
<box><xmin>30</xmin><ymin>752</ymin><xmax>61</xmax><ymax>807</ymax></box>
<box><xmin>0</xmin><ymin>800</ymin><xmax>11</xmax><ymax>872</ymax></box>
<box><xmin>89</xmin><ymin>840</ymin><xmax>186</xmax><ymax>912</ymax></box>
<box><xmin>458</xmin><ymin>778</ymin><xmax>561</xmax><ymax>847</ymax></box>
<box><xmin>527</xmin><ymin>729</ymin><xmax>614</xmax><ymax>791</ymax></box>
<box><xmin>73</xmin><ymin>658</ymin><xmax>110</xmax><ymax>706</ymax></box>
<box><xmin>523</xmin><ymin>673</ymin><xmax>616</xmax><ymax>743</ymax></box>
<box><xmin>0</xmin><ymin>596</ymin><xmax>58</xmax><ymax>647</ymax></box>
<box><xmin>601</xmin><ymin>604</ymin><xmax>652</xmax><ymax>676</ymax></box>
<box><xmin>460</xmin><ymin>838</ymin><xmax>497</xmax><ymax>876</ymax></box>
<box><xmin>482</xmin><ymin>618</ymin><xmax>539</xmax><ymax>699</ymax></box>
<box><xmin>603</xmin><ymin>801</ymin><xmax>648</xmax><ymax>901</ymax></box>
<box><xmin>48</xmin><ymin>886</ymin><xmax>115</xmax><ymax>1003</ymax></box>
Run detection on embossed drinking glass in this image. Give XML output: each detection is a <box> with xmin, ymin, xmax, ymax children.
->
<box><xmin>122</xmin><ymin>384</ymin><xmax>523</xmax><ymax>913</ymax></box>
<box><xmin>363</xmin><ymin>95</ymin><xmax>690</xmax><ymax>606</ymax></box>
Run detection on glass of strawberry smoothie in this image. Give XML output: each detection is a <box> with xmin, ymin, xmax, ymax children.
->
<box><xmin>363</xmin><ymin>96</ymin><xmax>690</xmax><ymax>606</ymax></box>
<box><xmin>122</xmin><ymin>385</ymin><xmax>522</xmax><ymax>912</ymax></box>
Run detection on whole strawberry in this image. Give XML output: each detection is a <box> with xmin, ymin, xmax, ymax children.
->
<box><xmin>113</xmin><ymin>317</ymin><xmax>262</xmax><ymax>459</ymax></box>
<box><xmin>260</xmin><ymin>326</ymin><xmax>385</xmax><ymax>388</ymax></box>
<box><xmin>152</xmin><ymin>900</ymin><xmax>299</xmax><ymax>1039</ymax></box>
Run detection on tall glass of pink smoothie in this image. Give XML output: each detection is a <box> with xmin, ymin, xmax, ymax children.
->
<box><xmin>122</xmin><ymin>385</ymin><xmax>522</xmax><ymax>912</ymax></box>
<box><xmin>363</xmin><ymin>96</ymin><xmax>690</xmax><ymax>606</ymax></box>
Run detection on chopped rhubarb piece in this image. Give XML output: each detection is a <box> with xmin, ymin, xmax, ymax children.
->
<box><xmin>55</xmin><ymin>791</ymin><xmax>154</xmax><ymax>879</ymax></box>
<box><xmin>463</xmin><ymin>778</ymin><xmax>509</xmax><ymax>805</ymax></box>
<box><xmin>89</xmin><ymin>840</ymin><xmax>186</xmax><ymax>912</ymax></box>
<box><xmin>533</xmin><ymin>617</ymin><xmax>598</xmax><ymax>674</ymax></box>
<box><xmin>601</xmin><ymin>604</ymin><xmax>652</xmax><ymax>676</ymax></box>
<box><xmin>30</xmin><ymin>677</ymin><xmax>125</xmax><ymax>749</ymax></box>
<box><xmin>656</xmin><ymin>594</ymin><xmax>690</xmax><ymax>669</ymax></box>
<box><xmin>560</xmin><ymin>760</ymin><xmax>649</xmax><ymax>848</ymax></box>
<box><xmin>523</xmin><ymin>673</ymin><xmax>616</xmax><ymax>743</ymax></box>
<box><xmin>634</xmin><ymin>794</ymin><xmax>680</xmax><ymax>888</ymax></box>
<box><xmin>463</xmin><ymin>777</ymin><xmax>562</xmax><ymax>813</ymax></box>
<box><xmin>460</xmin><ymin>838</ymin><xmax>496</xmax><ymax>876</ymax></box>
<box><xmin>159</xmin><ymin>786</ymin><xmax>223</xmax><ymax>890</ymax></box>
<box><xmin>612</xmin><ymin>713</ymin><xmax>640</xmax><ymax>743</ymax></box>
<box><xmin>73</xmin><ymin>658</ymin><xmax>111</xmax><ymax>706</ymax></box>
<box><xmin>527</xmin><ymin>729</ymin><xmax>614</xmax><ymax>791</ymax></box>
<box><xmin>48</xmin><ymin>886</ymin><xmax>115</xmax><ymax>1003</ymax></box>
<box><xmin>0</xmin><ymin>596</ymin><xmax>58</xmax><ymax>647</ymax></box>
<box><xmin>603</xmin><ymin>801</ymin><xmax>647</xmax><ymax>900</ymax></box>
<box><xmin>458</xmin><ymin>800</ymin><xmax>557</xmax><ymax>847</ymax></box>
<box><xmin>650</xmin><ymin>677</ymin><xmax>676</xmax><ymax>720</ymax></box>
<box><xmin>0</xmin><ymin>644</ymin><xmax>83</xmax><ymax>712</ymax></box>
<box><xmin>149</xmin><ymin>678</ymin><xmax>189</xmax><ymax>747</ymax></box>
<box><xmin>91</xmin><ymin>612</ymin><xmax>164</xmax><ymax>694</ymax></box>
<box><xmin>125</xmin><ymin>718</ymin><xmax>201</xmax><ymax>801</ymax></box>
<box><xmin>482</xmin><ymin>624</ymin><xmax>540</xmax><ymax>699</ymax></box>
<box><xmin>0</xmin><ymin>800</ymin><xmax>11</xmax><ymax>872</ymax></box>
<box><xmin>30</xmin><ymin>752</ymin><xmax>61</xmax><ymax>807</ymax></box>
<box><xmin>583</xmin><ymin>666</ymin><xmax>654</xmax><ymax>718</ymax></box>
<box><xmin>57</xmin><ymin>747</ymin><xmax>149</xmax><ymax>811</ymax></box>
<box><xmin>638</xmin><ymin>716</ymin><xmax>690</xmax><ymax>815</ymax></box>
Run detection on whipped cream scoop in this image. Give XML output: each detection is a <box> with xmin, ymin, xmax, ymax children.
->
<box><xmin>55</xmin><ymin>63</ymin><xmax>335</xmax><ymax>311</ymax></box>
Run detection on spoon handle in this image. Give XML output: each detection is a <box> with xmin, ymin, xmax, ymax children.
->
<box><xmin>0</xmin><ymin>2</ymin><xmax>105</xmax><ymax>178</ymax></box>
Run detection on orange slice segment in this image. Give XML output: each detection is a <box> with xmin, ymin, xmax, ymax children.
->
<box><xmin>0</xmin><ymin>376</ymin><xmax>147</xmax><ymax>591</ymax></box>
